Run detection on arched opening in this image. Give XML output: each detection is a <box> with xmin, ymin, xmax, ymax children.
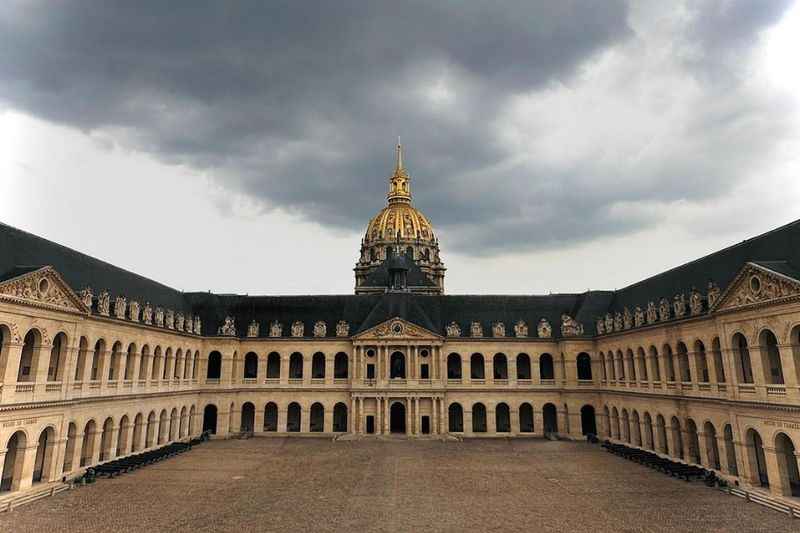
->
<box><xmin>608</xmin><ymin>352</ymin><xmax>617</xmax><ymax>380</ymax></box>
<box><xmin>132</xmin><ymin>413</ymin><xmax>143</xmax><ymax>451</ymax></box>
<box><xmin>390</xmin><ymin>352</ymin><xmax>406</xmax><ymax>379</ymax></box>
<box><xmin>626</xmin><ymin>349</ymin><xmax>636</xmax><ymax>381</ymax></box>
<box><xmin>74</xmin><ymin>337</ymin><xmax>89</xmax><ymax>381</ymax></box>
<box><xmin>48</xmin><ymin>332</ymin><xmax>67</xmax><ymax>382</ymax></box>
<box><xmin>447</xmin><ymin>353</ymin><xmax>462</xmax><ymax>379</ymax></box>
<box><xmin>670</xmin><ymin>417</ymin><xmax>684</xmax><ymax>459</ymax></box>
<box><xmin>243</xmin><ymin>352</ymin><xmax>258</xmax><ymax>379</ymax></box>
<box><xmin>17</xmin><ymin>329</ymin><xmax>40</xmax><ymax>382</ymax></box>
<box><xmin>1</xmin><ymin>431</ymin><xmax>27</xmax><ymax>491</ymax></box>
<box><xmin>32</xmin><ymin>427</ymin><xmax>55</xmax><ymax>483</ymax></box>
<box><xmin>334</xmin><ymin>352</ymin><xmax>348</xmax><ymax>379</ymax></box>
<box><xmin>631</xmin><ymin>410</ymin><xmax>641</xmax><ymax>446</ymax></box>
<box><xmin>519</xmin><ymin>403</ymin><xmax>534</xmax><ymax>433</ymax></box>
<box><xmin>517</xmin><ymin>353</ymin><xmax>531</xmax><ymax>380</ymax></box>
<box><xmin>732</xmin><ymin>333</ymin><xmax>754</xmax><ymax>383</ymax></box>
<box><xmin>150</xmin><ymin>346</ymin><xmax>161</xmax><ymax>381</ymax></box>
<box><xmin>145</xmin><ymin>412</ymin><xmax>156</xmax><ymax>447</ymax></box>
<box><xmin>704</xmin><ymin>422</ymin><xmax>720</xmax><ymax>470</ymax></box>
<box><xmin>168</xmin><ymin>409</ymin><xmax>178</xmax><ymax>441</ymax></box>
<box><xmin>694</xmin><ymin>340</ymin><xmax>709</xmax><ymax>383</ymax></box>
<box><xmin>241</xmin><ymin>402</ymin><xmax>255</xmax><ymax>433</ymax></box>
<box><xmin>577</xmin><ymin>353</ymin><xmax>592</xmax><ymax>380</ymax></box>
<box><xmin>610</xmin><ymin>407</ymin><xmax>620</xmax><ymax>439</ymax></box>
<box><xmin>179</xmin><ymin>406</ymin><xmax>187</xmax><ymax>437</ymax></box>
<box><xmin>663</xmin><ymin>345</ymin><xmax>675</xmax><ymax>382</ymax></box>
<box><xmin>643</xmin><ymin>413</ymin><xmax>654</xmax><ymax>450</ymax></box>
<box><xmin>470</xmin><ymin>353</ymin><xmax>485</xmax><ymax>380</ymax></box>
<box><xmin>621</xmin><ymin>409</ymin><xmax>630</xmax><ymax>443</ymax></box>
<box><xmin>686</xmin><ymin>419</ymin><xmax>700</xmax><ymax>464</ymax></box>
<box><xmin>656</xmin><ymin>415</ymin><xmax>668</xmax><ymax>454</ymax></box>
<box><xmin>138</xmin><ymin>345</ymin><xmax>150</xmax><ymax>382</ymax></box>
<box><xmin>203</xmin><ymin>404</ymin><xmax>218</xmax><ymax>434</ymax></box>
<box><xmin>677</xmin><ymin>342</ymin><xmax>691</xmax><ymax>382</ymax></box>
<box><xmin>599</xmin><ymin>353</ymin><xmax>608</xmax><ymax>381</ymax></box>
<box><xmin>124</xmin><ymin>343</ymin><xmax>136</xmax><ymax>381</ymax></box>
<box><xmin>580</xmin><ymin>405</ymin><xmax>597</xmax><ymax>436</ymax></box>
<box><xmin>775</xmin><ymin>433</ymin><xmax>800</xmax><ymax>497</ymax></box>
<box><xmin>100</xmin><ymin>417</ymin><xmax>114</xmax><ymax>461</ymax></box>
<box><xmin>472</xmin><ymin>403</ymin><xmax>487</xmax><ymax>433</ymax></box>
<box><xmin>189</xmin><ymin>405</ymin><xmax>196</xmax><ymax>436</ymax></box>
<box><xmin>207</xmin><ymin>351</ymin><xmax>222</xmax><ymax>380</ymax></box>
<box><xmin>287</xmin><ymin>402</ymin><xmax>301</xmax><ymax>432</ymax></box>
<box><xmin>539</xmin><ymin>354</ymin><xmax>554</xmax><ymax>380</ymax></box>
<box><xmin>759</xmin><ymin>329</ymin><xmax>784</xmax><ymax>384</ymax></box>
<box><xmin>747</xmin><ymin>429</ymin><xmax>769</xmax><ymax>487</ymax></box>
<box><xmin>616</xmin><ymin>350</ymin><xmax>625</xmax><ymax>380</ymax></box>
<box><xmin>162</xmin><ymin>348</ymin><xmax>173</xmax><ymax>380</ymax></box>
<box><xmin>543</xmin><ymin>403</ymin><xmax>558</xmax><ymax>434</ymax></box>
<box><xmin>109</xmin><ymin>341</ymin><xmax>123</xmax><ymax>381</ymax></box>
<box><xmin>495</xmin><ymin>403</ymin><xmax>510</xmax><ymax>432</ymax></box>
<box><xmin>493</xmin><ymin>354</ymin><xmax>508</xmax><ymax>380</ymax></box>
<box><xmin>390</xmin><ymin>402</ymin><xmax>406</xmax><ymax>433</ymax></box>
<box><xmin>264</xmin><ymin>402</ymin><xmax>278</xmax><ymax>431</ymax></box>
<box><xmin>312</xmin><ymin>352</ymin><xmax>325</xmax><ymax>379</ymax></box>
<box><xmin>333</xmin><ymin>403</ymin><xmax>348</xmax><ymax>432</ymax></box>
<box><xmin>724</xmin><ymin>424</ymin><xmax>738</xmax><ymax>475</ymax></box>
<box><xmin>267</xmin><ymin>352</ymin><xmax>281</xmax><ymax>378</ymax></box>
<box><xmin>310</xmin><ymin>403</ymin><xmax>324</xmax><ymax>432</ymax></box>
<box><xmin>62</xmin><ymin>423</ymin><xmax>78</xmax><ymax>473</ymax></box>
<box><xmin>448</xmin><ymin>403</ymin><xmax>464</xmax><ymax>432</ymax></box>
<box><xmin>603</xmin><ymin>406</ymin><xmax>611</xmax><ymax>438</ymax></box>
<box><xmin>80</xmin><ymin>420</ymin><xmax>96</xmax><ymax>466</ymax></box>
<box><xmin>289</xmin><ymin>353</ymin><xmax>303</xmax><ymax>379</ymax></box>
<box><xmin>116</xmin><ymin>415</ymin><xmax>129</xmax><ymax>457</ymax></box>
<box><xmin>649</xmin><ymin>346</ymin><xmax>661</xmax><ymax>381</ymax></box>
<box><xmin>157</xmin><ymin>411</ymin><xmax>168</xmax><ymax>445</ymax></box>
<box><xmin>637</xmin><ymin>348</ymin><xmax>648</xmax><ymax>381</ymax></box>
<box><xmin>712</xmin><ymin>338</ymin><xmax>726</xmax><ymax>383</ymax></box>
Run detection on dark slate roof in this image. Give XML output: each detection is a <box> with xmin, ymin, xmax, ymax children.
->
<box><xmin>0</xmin><ymin>221</ymin><xmax>189</xmax><ymax>312</ymax></box>
<box><xmin>361</xmin><ymin>255</ymin><xmax>436</xmax><ymax>288</ymax></box>
<box><xmin>608</xmin><ymin>218</ymin><xmax>800</xmax><ymax>314</ymax></box>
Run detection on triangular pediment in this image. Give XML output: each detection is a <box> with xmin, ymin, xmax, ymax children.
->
<box><xmin>712</xmin><ymin>262</ymin><xmax>800</xmax><ymax>313</ymax></box>
<box><xmin>353</xmin><ymin>317</ymin><xmax>440</xmax><ymax>340</ymax></box>
<box><xmin>0</xmin><ymin>266</ymin><xmax>90</xmax><ymax>315</ymax></box>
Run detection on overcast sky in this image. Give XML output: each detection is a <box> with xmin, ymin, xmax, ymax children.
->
<box><xmin>2</xmin><ymin>1</ymin><xmax>800</xmax><ymax>295</ymax></box>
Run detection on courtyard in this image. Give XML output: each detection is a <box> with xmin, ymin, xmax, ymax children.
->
<box><xmin>0</xmin><ymin>437</ymin><xmax>792</xmax><ymax>532</ymax></box>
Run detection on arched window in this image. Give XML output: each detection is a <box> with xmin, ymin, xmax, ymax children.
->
<box><xmin>775</xmin><ymin>433</ymin><xmax>800</xmax><ymax>497</ymax></box>
<box><xmin>243</xmin><ymin>352</ymin><xmax>258</xmax><ymax>379</ymax></box>
<box><xmin>599</xmin><ymin>353</ymin><xmax>608</xmax><ymax>380</ymax></box>
<box><xmin>1</xmin><ymin>431</ymin><xmax>27</xmax><ymax>491</ymax></box>
<box><xmin>472</xmin><ymin>403</ymin><xmax>487</xmax><ymax>433</ymax></box>
<box><xmin>656</xmin><ymin>415</ymin><xmax>668</xmax><ymax>454</ymax></box>
<box><xmin>74</xmin><ymin>337</ymin><xmax>89</xmax><ymax>381</ymax></box>
<box><xmin>677</xmin><ymin>342</ymin><xmax>691</xmax><ymax>382</ymax></box>
<box><xmin>207</xmin><ymin>351</ymin><xmax>222</xmax><ymax>380</ymax></box>
<box><xmin>17</xmin><ymin>329</ymin><xmax>40</xmax><ymax>382</ymax></box>
<box><xmin>610</xmin><ymin>408</ymin><xmax>620</xmax><ymax>439</ymax></box>
<box><xmin>312</xmin><ymin>352</ymin><xmax>326</xmax><ymax>379</ymax></box>
<box><xmin>495</xmin><ymin>403</ymin><xmax>510</xmax><ymax>432</ymax></box>
<box><xmin>470</xmin><ymin>353</ymin><xmax>485</xmax><ymax>380</ymax></box>
<box><xmin>241</xmin><ymin>402</ymin><xmax>255</xmax><ymax>433</ymax></box>
<box><xmin>608</xmin><ymin>352</ymin><xmax>616</xmax><ymax>380</ymax></box>
<box><xmin>539</xmin><ymin>353</ymin><xmax>554</xmax><ymax>380</ymax></box>
<box><xmin>694</xmin><ymin>340</ymin><xmax>709</xmax><ymax>383</ymax></box>
<box><xmin>264</xmin><ymin>402</ymin><xmax>278</xmax><ymax>431</ymax></box>
<box><xmin>150</xmin><ymin>346</ymin><xmax>161</xmax><ymax>381</ymax></box>
<box><xmin>732</xmin><ymin>333</ymin><xmax>754</xmax><ymax>383</ymax></box>
<box><xmin>747</xmin><ymin>429</ymin><xmax>769</xmax><ymax>487</ymax></box>
<box><xmin>203</xmin><ymin>404</ymin><xmax>218</xmax><ymax>435</ymax></box>
<box><xmin>138</xmin><ymin>345</ymin><xmax>150</xmax><ymax>382</ymax></box>
<box><xmin>48</xmin><ymin>332</ymin><xmax>67</xmax><ymax>382</ymax></box>
<box><xmin>447</xmin><ymin>353</ymin><xmax>462</xmax><ymax>379</ymax></box>
<box><xmin>637</xmin><ymin>347</ymin><xmax>648</xmax><ymax>381</ymax></box>
<box><xmin>516</xmin><ymin>353</ymin><xmax>531</xmax><ymax>380</ymax></box>
<box><xmin>649</xmin><ymin>346</ymin><xmax>661</xmax><ymax>381</ymax></box>
<box><xmin>704</xmin><ymin>422</ymin><xmax>720</xmax><ymax>470</ymax></box>
<box><xmin>670</xmin><ymin>417</ymin><xmax>684</xmax><ymax>459</ymax></box>
<box><xmin>576</xmin><ymin>353</ymin><xmax>592</xmax><ymax>380</ymax></box>
<box><xmin>81</xmin><ymin>420</ymin><xmax>96</xmax><ymax>467</ymax></box>
<box><xmin>712</xmin><ymin>337</ymin><xmax>726</xmax><ymax>383</ymax></box>
<box><xmin>519</xmin><ymin>403</ymin><xmax>534</xmax><ymax>433</ymax></box>
<box><xmin>267</xmin><ymin>352</ymin><xmax>281</xmax><ymax>378</ymax></box>
<box><xmin>287</xmin><ymin>402</ymin><xmax>301</xmax><ymax>432</ymax></box>
<box><xmin>686</xmin><ymin>419</ymin><xmax>700</xmax><ymax>464</ymax></box>
<box><xmin>333</xmin><ymin>403</ymin><xmax>348</xmax><ymax>432</ymax></box>
<box><xmin>179</xmin><ymin>407</ymin><xmax>187</xmax><ymax>437</ymax></box>
<box><xmin>289</xmin><ymin>353</ymin><xmax>303</xmax><ymax>379</ymax></box>
<box><xmin>616</xmin><ymin>350</ymin><xmax>625</xmax><ymax>380</ymax></box>
<box><xmin>448</xmin><ymin>403</ymin><xmax>464</xmax><ymax>432</ymax></box>
<box><xmin>100</xmin><ymin>417</ymin><xmax>114</xmax><ymax>460</ymax></box>
<box><xmin>581</xmin><ymin>405</ymin><xmax>597</xmax><ymax>436</ymax></box>
<box><xmin>493</xmin><ymin>353</ymin><xmax>508</xmax><ymax>380</ymax></box>
<box><xmin>334</xmin><ymin>352</ymin><xmax>348</xmax><ymax>379</ymax></box>
<box><xmin>724</xmin><ymin>424</ymin><xmax>738</xmax><ymax>475</ymax></box>
<box><xmin>759</xmin><ymin>329</ymin><xmax>784</xmax><ymax>385</ymax></box>
<box><xmin>631</xmin><ymin>410</ymin><xmax>641</xmax><ymax>446</ymax></box>
<box><xmin>390</xmin><ymin>352</ymin><xmax>406</xmax><ymax>379</ymax></box>
<box><xmin>32</xmin><ymin>427</ymin><xmax>56</xmax><ymax>483</ymax></box>
<box><xmin>543</xmin><ymin>403</ymin><xmax>558</xmax><ymax>434</ymax></box>
<box><xmin>62</xmin><ymin>422</ymin><xmax>78</xmax><ymax>473</ymax></box>
<box><xmin>173</xmin><ymin>348</ymin><xmax>182</xmax><ymax>379</ymax></box>
<box><xmin>621</xmin><ymin>409</ymin><xmax>630</xmax><ymax>443</ymax></box>
<box><xmin>643</xmin><ymin>413</ymin><xmax>654</xmax><ymax>450</ymax></box>
<box><xmin>310</xmin><ymin>403</ymin><xmax>324</xmax><ymax>432</ymax></box>
<box><xmin>663</xmin><ymin>344</ymin><xmax>675</xmax><ymax>382</ymax></box>
<box><xmin>626</xmin><ymin>349</ymin><xmax>636</xmax><ymax>381</ymax></box>
<box><xmin>116</xmin><ymin>415</ymin><xmax>129</xmax><ymax>457</ymax></box>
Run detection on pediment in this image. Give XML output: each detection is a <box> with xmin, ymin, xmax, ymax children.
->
<box><xmin>0</xmin><ymin>266</ymin><xmax>90</xmax><ymax>315</ymax></box>
<box><xmin>353</xmin><ymin>317</ymin><xmax>440</xmax><ymax>340</ymax></box>
<box><xmin>712</xmin><ymin>262</ymin><xmax>800</xmax><ymax>313</ymax></box>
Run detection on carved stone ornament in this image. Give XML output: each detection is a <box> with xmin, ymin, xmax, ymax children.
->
<box><xmin>715</xmin><ymin>264</ymin><xmax>800</xmax><ymax>312</ymax></box>
<box><xmin>613</xmin><ymin>312</ymin><xmax>623</xmax><ymax>332</ymax></box>
<box><xmin>707</xmin><ymin>281</ymin><xmax>721</xmax><ymax>308</ymax></box>
<box><xmin>193</xmin><ymin>316</ymin><xmax>202</xmax><ymax>335</ymax></box>
<box><xmin>291</xmin><ymin>320</ymin><xmax>304</xmax><ymax>337</ymax></box>
<box><xmin>247</xmin><ymin>320</ymin><xmax>260</xmax><ymax>338</ymax></box>
<box><xmin>80</xmin><ymin>287</ymin><xmax>93</xmax><ymax>310</ymax></box>
<box><xmin>689</xmin><ymin>288</ymin><xmax>703</xmax><ymax>316</ymax></box>
<box><xmin>604</xmin><ymin>313</ymin><xmax>614</xmax><ymax>333</ymax></box>
<box><xmin>596</xmin><ymin>318</ymin><xmax>605</xmax><ymax>335</ymax></box>
<box><xmin>446</xmin><ymin>321</ymin><xmax>461</xmax><ymax>337</ymax></box>
<box><xmin>673</xmin><ymin>293</ymin><xmax>686</xmax><ymax>318</ymax></box>
<box><xmin>658</xmin><ymin>298</ymin><xmax>670</xmax><ymax>321</ymax></box>
<box><xmin>0</xmin><ymin>267</ymin><xmax>87</xmax><ymax>313</ymax></box>
<box><xmin>336</xmin><ymin>320</ymin><xmax>350</xmax><ymax>337</ymax></box>
<box><xmin>269</xmin><ymin>321</ymin><xmax>283</xmax><ymax>337</ymax></box>
<box><xmin>313</xmin><ymin>321</ymin><xmax>327</xmax><ymax>337</ymax></box>
<box><xmin>185</xmin><ymin>317</ymin><xmax>192</xmax><ymax>333</ymax></box>
<box><xmin>514</xmin><ymin>320</ymin><xmax>528</xmax><ymax>338</ymax></box>
<box><xmin>155</xmin><ymin>307</ymin><xmax>165</xmax><ymax>327</ymax></box>
<box><xmin>128</xmin><ymin>300</ymin><xmax>140</xmax><ymax>322</ymax></box>
<box><xmin>218</xmin><ymin>316</ymin><xmax>236</xmax><ymax>336</ymax></box>
<box><xmin>7</xmin><ymin>323</ymin><xmax>22</xmax><ymax>344</ymax></box>
<box><xmin>176</xmin><ymin>313</ymin><xmax>185</xmax><ymax>331</ymax></box>
<box><xmin>537</xmin><ymin>318</ymin><xmax>552</xmax><ymax>338</ymax></box>
<box><xmin>370</xmin><ymin>319</ymin><xmax>428</xmax><ymax>338</ymax></box>
<box><xmin>561</xmin><ymin>314</ymin><xmax>584</xmax><ymax>337</ymax></box>
<box><xmin>165</xmin><ymin>309</ymin><xmax>175</xmax><ymax>330</ymax></box>
<box><xmin>646</xmin><ymin>301</ymin><xmax>658</xmax><ymax>324</ymax></box>
<box><xmin>470</xmin><ymin>321</ymin><xmax>483</xmax><ymax>338</ymax></box>
<box><xmin>98</xmin><ymin>290</ymin><xmax>110</xmax><ymax>316</ymax></box>
<box><xmin>634</xmin><ymin>306</ymin><xmax>645</xmax><ymax>328</ymax></box>
<box><xmin>623</xmin><ymin>308</ymin><xmax>633</xmax><ymax>330</ymax></box>
<box><xmin>114</xmin><ymin>296</ymin><xmax>127</xmax><ymax>319</ymax></box>
<box><xmin>492</xmin><ymin>322</ymin><xmax>506</xmax><ymax>338</ymax></box>
<box><xmin>142</xmin><ymin>302</ymin><xmax>153</xmax><ymax>325</ymax></box>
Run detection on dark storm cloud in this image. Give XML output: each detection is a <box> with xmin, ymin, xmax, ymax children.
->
<box><xmin>0</xmin><ymin>1</ymin><xmax>795</xmax><ymax>255</ymax></box>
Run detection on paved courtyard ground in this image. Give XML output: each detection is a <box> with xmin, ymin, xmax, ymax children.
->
<box><xmin>0</xmin><ymin>437</ymin><xmax>793</xmax><ymax>532</ymax></box>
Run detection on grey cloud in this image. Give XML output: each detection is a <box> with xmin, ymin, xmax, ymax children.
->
<box><xmin>0</xmin><ymin>0</ymin><xmax>795</xmax><ymax>256</ymax></box>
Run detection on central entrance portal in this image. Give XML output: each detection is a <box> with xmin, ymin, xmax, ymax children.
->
<box><xmin>390</xmin><ymin>402</ymin><xmax>406</xmax><ymax>434</ymax></box>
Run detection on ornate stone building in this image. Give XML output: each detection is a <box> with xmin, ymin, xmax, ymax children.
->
<box><xmin>1</xmin><ymin>150</ymin><xmax>800</xmax><ymax>503</ymax></box>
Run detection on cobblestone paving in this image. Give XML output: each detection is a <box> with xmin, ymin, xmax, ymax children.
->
<box><xmin>0</xmin><ymin>438</ymin><xmax>793</xmax><ymax>532</ymax></box>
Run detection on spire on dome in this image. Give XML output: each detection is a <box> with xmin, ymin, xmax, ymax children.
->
<box><xmin>387</xmin><ymin>139</ymin><xmax>411</xmax><ymax>203</ymax></box>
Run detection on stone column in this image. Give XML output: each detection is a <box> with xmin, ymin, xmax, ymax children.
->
<box><xmin>254</xmin><ymin>408</ymin><xmax>265</xmax><ymax>434</ymax></box>
<box><xmin>278</xmin><ymin>406</ymin><xmax>287</xmax><ymax>433</ymax></box>
<box><xmin>697</xmin><ymin>431</ymin><xmax>710</xmax><ymax>466</ymax></box>
<box><xmin>325</xmin><ymin>355</ymin><xmax>334</xmax><ymax>384</ymax></box>
<box><xmin>432</xmin><ymin>398</ymin><xmax>439</xmax><ymax>434</ymax></box>
<box><xmin>406</xmin><ymin>399</ymin><xmax>412</xmax><ymax>436</ymax></box>
<box><xmin>681</xmin><ymin>428</ymin><xmax>693</xmax><ymax>463</ymax></box>
<box><xmin>510</xmin><ymin>406</ymin><xmax>519</xmax><ymax>436</ymax></box>
<box><xmin>384</xmin><ymin>397</ymin><xmax>389</xmax><ymax>434</ymax></box>
<box><xmin>487</xmin><ymin>404</ymin><xmax>497</xmax><ymax>434</ymax></box>
<box><xmin>508</xmin><ymin>356</ymin><xmax>518</xmax><ymax>386</ymax></box>
<box><xmin>465</xmin><ymin>408</ymin><xmax>473</xmax><ymax>436</ymax></box>
<box><xmin>302</xmin><ymin>355</ymin><xmax>311</xmax><ymax>384</ymax></box>
<box><xmin>764</xmin><ymin>446</ymin><xmax>789</xmax><ymax>497</ymax></box>
<box><xmin>15</xmin><ymin>444</ymin><xmax>40</xmax><ymax>491</ymax></box>
<box><xmin>280</xmin><ymin>353</ymin><xmax>289</xmax><ymax>385</ymax></box>
<box><xmin>324</xmin><ymin>407</ymin><xmax>333</xmax><ymax>433</ymax></box>
<box><xmin>0</xmin><ymin>343</ymin><xmax>23</xmax><ymax>402</ymax></box>
<box><xmin>256</xmin><ymin>353</ymin><xmax>266</xmax><ymax>384</ymax></box>
<box><xmin>355</xmin><ymin>346</ymin><xmax>362</xmax><ymax>381</ymax></box>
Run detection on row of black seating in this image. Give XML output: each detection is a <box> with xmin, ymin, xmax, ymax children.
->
<box><xmin>86</xmin><ymin>432</ymin><xmax>210</xmax><ymax>480</ymax></box>
<box><xmin>602</xmin><ymin>440</ymin><xmax>722</xmax><ymax>486</ymax></box>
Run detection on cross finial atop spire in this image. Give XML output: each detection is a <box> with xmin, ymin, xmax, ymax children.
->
<box><xmin>396</xmin><ymin>137</ymin><xmax>403</xmax><ymax>172</ymax></box>
<box><xmin>387</xmin><ymin>138</ymin><xmax>411</xmax><ymax>203</ymax></box>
